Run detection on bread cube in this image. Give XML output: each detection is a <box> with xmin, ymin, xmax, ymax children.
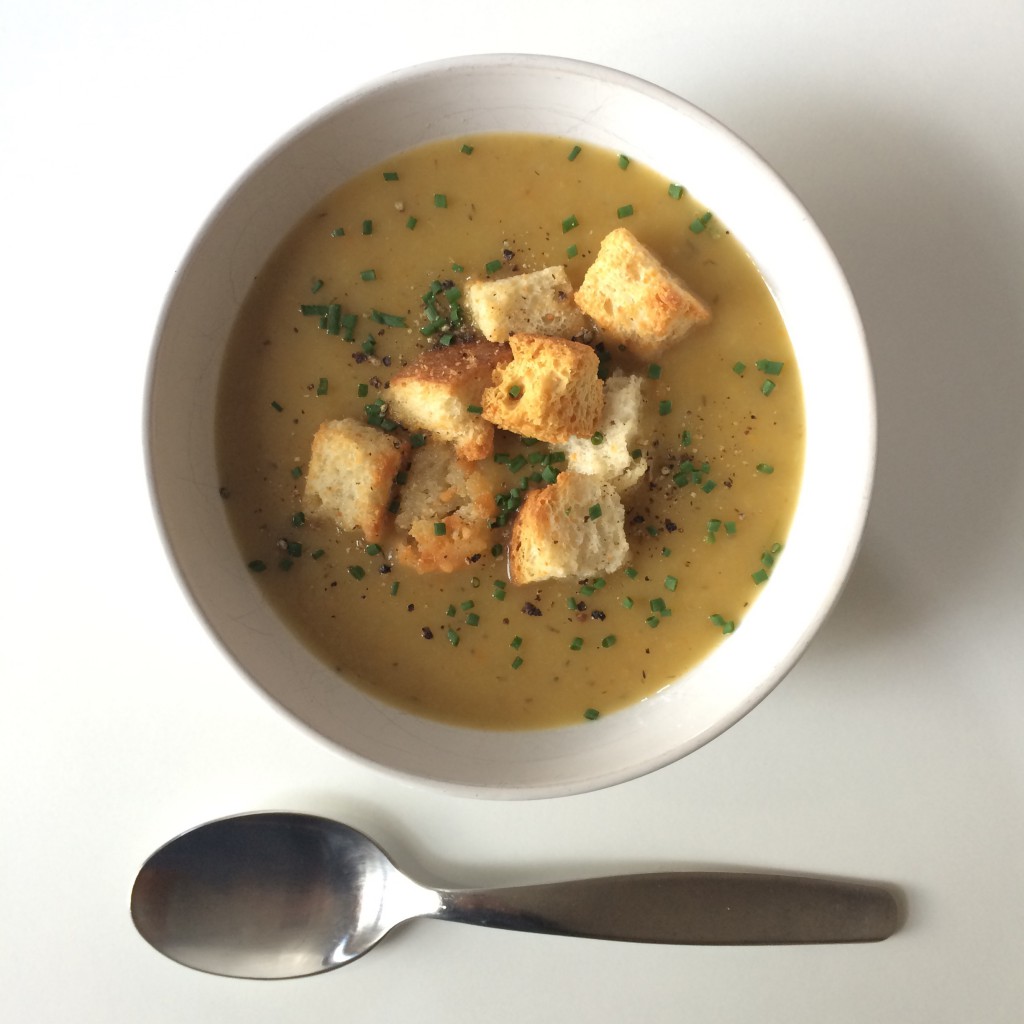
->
<box><xmin>560</xmin><ymin>373</ymin><xmax>647</xmax><ymax>490</ymax></box>
<box><xmin>508</xmin><ymin>471</ymin><xmax>629</xmax><ymax>585</ymax></box>
<box><xmin>388</xmin><ymin>342</ymin><xmax>511</xmax><ymax>461</ymax></box>
<box><xmin>304</xmin><ymin>418</ymin><xmax>408</xmax><ymax>542</ymax></box>
<box><xmin>574</xmin><ymin>227</ymin><xmax>711</xmax><ymax>358</ymax></box>
<box><xmin>465</xmin><ymin>265</ymin><xmax>587</xmax><ymax>342</ymax></box>
<box><xmin>481</xmin><ymin>333</ymin><xmax>604</xmax><ymax>444</ymax></box>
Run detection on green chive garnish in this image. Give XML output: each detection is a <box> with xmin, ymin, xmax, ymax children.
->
<box><xmin>665</xmin><ymin>576</ymin><xmax>678</xmax><ymax>591</ymax></box>
<box><xmin>752</xmin><ymin>569</ymin><xmax>769</xmax><ymax>584</ymax></box>
<box><xmin>588</xmin><ymin>503</ymin><xmax>602</xmax><ymax>520</ymax></box>
<box><xmin>591</xmin><ymin>431</ymin><xmax>604</xmax><ymax>445</ymax></box>
<box><xmin>756</xmin><ymin>463</ymin><xmax>775</xmax><ymax>474</ymax></box>
<box><xmin>310</xmin><ymin>278</ymin><xmax>323</xmax><ymax>293</ymax></box>
<box><xmin>270</xmin><ymin>400</ymin><xmax>283</xmax><ymax>412</ymax></box>
<box><xmin>433</xmin><ymin>522</ymin><xmax>446</xmax><ymax>536</ymax></box>
<box><xmin>601</xmin><ymin>635</ymin><xmax>616</xmax><ymax>648</ymax></box>
<box><xmin>584</xmin><ymin>707</ymin><xmax>600</xmax><ymax>720</ymax></box>
<box><xmin>290</xmin><ymin>466</ymin><xmax>302</xmax><ymax>479</ymax></box>
<box><xmin>647</xmin><ymin>364</ymin><xmax>661</xmax><ymax>380</ymax></box>
<box><xmin>617</xmin><ymin>204</ymin><xmax>634</xmax><ymax>218</ymax></box>
<box><xmin>467</xmin><ymin>613</ymin><xmax>480</xmax><ymax>627</ymax></box>
<box><xmin>383</xmin><ymin>171</ymin><xmax>399</xmax><ymax>181</ymax></box>
<box><xmin>755</xmin><ymin>359</ymin><xmax>785</xmax><ymax>374</ymax></box>
<box><xmin>618</xmin><ymin>154</ymin><xmax>630</xmax><ymax>169</ymax></box>
<box><xmin>406</xmin><ymin>216</ymin><xmax>417</xmax><ymax>230</ymax></box>
<box><xmin>568</xmin><ymin>145</ymin><xmax>582</xmax><ymax>161</ymax></box>
<box><xmin>570</xmin><ymin>637</ymin><xmax>583</xmax><ymax>651</ymax></box>
<box><xmin>732</xmin><ymin>361</ymin><xmax>746</xmax><ymax>375</ymax></box>
<box><xmin>348</xmin><ymin>565</ymin><xmax>365</xmax><ymax>580</ymax></box>
<box><xmin>466</xmin><ymin>403</ymin><xmax>483</xmax><ymax>414</ymax></box>
<box><xmin>360</xmin><ymin>269</ymin><xmax>376</xmax><ymax>281</ymax></box>
<box><xmin>361</xmin><ymin>219</ymin><xmax>372</xmax><ymax>235</ymax></box>
<box><xmin>316</xmin><ymin>377</ymin><xmax>328</xmax><ymax>396</ymax></box>
<box><xmin>668</xmin><ymin>183</ymin><xmax>685</xmax><ymax>199</ymax></box>
<box><xmin>507</xmin><ymin>384</ymin><xmax>523</xmax><ymax>399</ymax></box>
<box><xmin>658</xmin><ymin>400</ymin><xmax>672</xmax><ymax>416</ymax></box>
<box><xmin>247</xmin><ymin>559</ymin><xmax>266</xmax><ymax>572</ymax></box>
<box><xmin>485</xmin><ymin>258</ymin><xmax>502</xmax><ymax>274</ymax></box>
<box><xmin>562</xmin><ymin>214</ymin><xmax>579</xmax><ymax>233</ymax></box>
<box><xmin>461</xmin><ymin>143</ymin><xmax>474</xmax><ymax>155</ymax></box>
<box><xmin>511</xmin><ymin>635</ymin><xmax>523</xmax><ymax>649</ymax></box>
<box><xmin>447</xmin><ymin>628</ymin><xmax>459</xmax><ymax>647</ymax></box>
<box><xmin>761</xmin><ymin>379</ymin><xmax>776</xmax><ymax>396</ymax></box>
<box><xmin>511</xmin><ymin>656</ymin><xmax>523</xmax><ymax>669</ymax></box>
<box><xmin>311</xmin><ymin>549</ymin><xmax>325</xmax><ymax>560</ymax></box>
<box><xmin>331</xmin><ymin>227</ymin><xmax>345</xmax><ymax>237</ymax></box>
<box><xmin>291</xmin><ymin>511</ymin><xmax>306</xmax><ymax>527</ymax></box>
<box><xmin>433</xmin><ymin>193</ymin><xmax>447</xmax><ymax>208</ymax></box>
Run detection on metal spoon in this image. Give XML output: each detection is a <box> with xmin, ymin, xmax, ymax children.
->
<box><xmin>130</xmin><ymin>811</ymin><xmax>898</xmax><ymax>979</ymax></box>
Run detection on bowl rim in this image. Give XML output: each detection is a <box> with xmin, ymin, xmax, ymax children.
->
<box><xmin>144</xmin><ymin>53</ymin><xmax>875</xmax><ymax>798</ymax></box>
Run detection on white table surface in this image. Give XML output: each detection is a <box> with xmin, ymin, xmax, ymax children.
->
<box><xmin>4</xmin><ymin>1</ymin><xmax>1023</xmax><ymax>1020</ymax></box>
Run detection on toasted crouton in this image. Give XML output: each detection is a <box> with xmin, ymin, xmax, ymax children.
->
<box><xmin>481</xmin><ymin>333</ymin><xmax>604</xmax><ymax>444</ymax></box>
<box><xmin>394</xmin><ymin>439</ymin><xmax>470</xmax><ymax>531</ymax></box>
<box><xmin>465</xmin><ymin>265</ymin><xmax>587</xmax><ymax>342</ymax></box>
<box><xmin>561</xmin><ymin>374</ymin><xmax>647</xmax><ymax>490</ymax></box>
<box><xmin>388</xmin><ymin>342</ymin><xmax>511</xmax><ymax>461</ymax></box>
<box><xmin>574</xmin><ymin>227</ymin><xmax>711</xmax><ymax>357</ymax></box>
<box><xmin>398</xmin><ymin>503</ymin><xmax>496</xmax><ymax>574</ymax></box>
<box><xmin>508</xmin><ymin>471</ymin><xmax>629</xmax><ymax>585</ymax></box>
<box><xmin>304</xmin><ymin>418</ymin><xmax>408</xmax><ymax>542</ymax></box>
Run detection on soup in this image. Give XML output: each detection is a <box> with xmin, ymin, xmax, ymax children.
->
<box><xmin>216</xmin><ymin>133</ymin><xmax>804</xmax><ymax>730</ymax></box>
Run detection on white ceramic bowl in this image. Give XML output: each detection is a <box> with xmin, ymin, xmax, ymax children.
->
<box><xmin>147</xmin><ymin>55</ymin><xmax>874</xmax><ymax>799</ymax></box>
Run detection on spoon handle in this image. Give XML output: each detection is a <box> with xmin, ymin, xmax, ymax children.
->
<box><xmin>435</xmin><ymin>872</ymin><xmax>898</xmax><ymax>945</ymax></box>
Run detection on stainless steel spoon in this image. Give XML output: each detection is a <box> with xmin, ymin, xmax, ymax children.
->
<box><xmin>130</xmin><ymin>811</ymin><xmax>899</xmax><ymax>979</ymax></box>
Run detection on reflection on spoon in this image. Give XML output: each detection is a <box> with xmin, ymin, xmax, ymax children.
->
<box><xmin>130</xmin><ymin>812</ymin><xmax>899</xmax><ymax>979</ymax></box>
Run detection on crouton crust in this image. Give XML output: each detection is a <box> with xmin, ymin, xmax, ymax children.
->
<box><xmin>388</xmin><ymin>342</ymin><xmax>512</xmax><ymax>461</ymax></box>
<box><xmin>508</xmin><ymin>471</ymin><xmax>629</xmax><ymax>585</ymax></box>
<box><xmin>574</xmin><ymin>227</ymin><xmax>711</xmax><ymax>357</ymax></box>
<box><xmin>481</xmin><ymin>333</ymin><xmax>604</xmax><ymax>444</ymax></box>
<box><xmin>466</xmin><ymin>265</ymin><xmax>587</xmax><ymax>342</ymax></box>
<box><xmin>304</xmin><ymin>418</ymin><xmax>408</xmax><ymax>542</ymax></box>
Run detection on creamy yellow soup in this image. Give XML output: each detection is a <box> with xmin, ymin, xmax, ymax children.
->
<box><xmin>216</xmin><ymin>133</ymin><xmax>804</xmax><ymax>730</ymax></box>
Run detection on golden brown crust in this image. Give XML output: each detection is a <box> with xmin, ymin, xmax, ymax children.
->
<box><xmin>480</xmin><ymin>333</ymin><xmax>604</xmax><ymax>444</ymax></box>
<box><xmin>388</xmin><ymin>342</ymin><xmax>512</xmax><ymax>461</ymax></box>
<box><xmin>574</xmin><ymin>227</ymin><xmax>711</xmax><ymax>358</ymax></box>
<box><xmin>465</xmin><ymin>265</ymin><xmax>587</xmax><ymax>342</ymax></box>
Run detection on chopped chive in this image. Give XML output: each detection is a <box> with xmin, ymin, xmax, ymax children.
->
<box><xmin>466</xmin><ymin>403</ymin><xmax>483</xmax><ymax>414</ymax></box>
<box><xmin>383</xmin><ymin>171</ymin><xmax>399</xmax><ymax>181</ymax></box>
<box><xmin>493</xmin><ymin>579</ymin><xmax>506</xmax><ymax>590</ymax></box>
<box><xmin>583</xmin><ymin>707</ymin><xmax>600</xmax><ymax>720</ymax></box>
<box><xmin>389</xmin><ymin>581</ymin><xmax>399</xmax><ymax>595</ymax></box>
<box><xmin>621</xmin><ymin>596</ymin><xmax>634</xmax><ymax>609</ymax></box>
<box><xmin>650</xmin><ymin>597</ymin><xmax>667</xmax><ymax>614</ymax></box>
<box><xmin>570</xmin><ymin>637</ymin><xmax>584</xmax><ymax>651</ymax></box>
<box><xmin>755</xmin><ymin>359</ymin><xmax>785</xmax><ymax>374</ymax></box>
<box><xmin>702</xmin><ymin>479</ymin><xmax>717</xmax><ymax>493</ymax></box>
<box><xmin>761</xmin><ymin>551</ymin><xmax>775</xmax><ymax>568</ymax></box>
<box><xmin>601</xmin><ymin>635</ymin><xmax>617</xmax><ymax>648</ymax></box>
<box><xmin>433</xmin><ymin>193</ymin><xmax>447</xmax><ymax>208</ymax></box>
<box><xmin>658</xmin><ymin>400</ymin><xmax>672</xmax><ymax>416</ymax></box>
<box><xmin>591</xmin><ymin>431</ymin><xmax>605</xmax><ymax>445</ymax></box>
<box><xmin>270</xmin><ymin>400</ymin><xmax>283</xmax><ymax>412</ymax></box>
<box><xmin>566</xmin><ymin>244</ymin><xmax>578</xmax><ymax>258</ymax></box>
<box><xmin>361</xmin><ymin>219</ymin><xmax>372</xmax><ymax>235</ymax></box>
<box><xmin>722</xmin><ymin>620</ymin><xmax>736</xmax><ymax>635</ymax></box>
<box><xmin>707</xmin><ymin>519</ymin><xmax>722</xmax><ymax>533</ymax></box>
<box><xmin>299</xmin><ymin>303</ymin><xmax>330</xmax><ymax>317</ymax></box>
<box><xmin>681</xmin><ymin>430</ymin><xmax>692</xmax><ymax>447</ymax></box>
<box><xmin>460</xmin><ymin>600</ymin><xmax>475</xmax><ymax>611</ymax></box>
<box><xmin>617</xmin><ymin>204</ymin><xmax>634</xmax><ymax>218</ymax></box>
<box><xmin>588</xmin><ymin>503</ymin><xmax>602</xmax><ymax>520</ymax></box>
<box><xmin>756</xmin><ymin>463</ymin><xmax>775</xmax><ymax>474</ymax></box>
<box><xmin>310</xmin><ymin>278</ymin><xmax>323</xmax><ymax>293</ymax></box>
<box><xmin>761</xmin><ymin>379</ymin><xmax>776</xmax><ymax>396</ymax></box>
<box><xmin>311</xmin><ymin>548</ymin><xmax>325</xmax><ymax>560</ymax></box>
<box><xmin>316</xmin><ymin>377</ymin><xmax>328</xmax><ymax>396</ymax></box>
<box><xmin>732</xmin><ymin>361</ymin><xmax>746</xmax><ymax>375</ymax></box>
<box><xmin>405</xmin><ymin>216</ymin><xmax>417</xmax><ymax>230</ymax></box>
<box><xmin>278</xmin><ymin>558</ymin><xmax>293</xmax><ymax>571</ymax></box>
<box><xmin>562</xmin><ymin>214</ymin><xmax>579</xmax><ymax>233</ymax></box>
<box><xmin>362</xmin><ymin>544</ymin><xmax>380</xmax><ymax>557</ymax></box>
<box><xmin>247</xmin><ymin>559</ymin><xmax>267</xmax><ymax>572</ymax></box>
<box><xmin>362</xmin><ymin>338</ymin><xmax>375</xmax><ymax>355</ymax></box>
<box><xmin>618</xmin><ymin>154</ymin><xmax>630</xmax><ymax>169</ymax></box>
<box><xmin>709</xmin><ymin>613</ymin><xmax>725</xmax><ymax>626</ymax></box>
<box><xmin>568</xmin><ymin>144</ymin><xmax>582</xmax><ymax>161</ymax></box>
<box><xmin>331</xmin><ymin>227</ymin><xmax>345</xmax><ymax>237</ymax></box>
<box><xmin>460</xmin><ymin>143</ymin><xmax>474</xmax><ymax>155</ymax></box>
<box><xmin>360</xmin><ymin>269</ymin><xmax>376</xmax><ymax>281</ymax></box>
<box><xmin>410</xmin><ymin>432</ymin><xmax>427</xmax><ymax>448</ymax></box>
<box><xmin>579</xmin><ymin>584</ymin><xmax>595</xmax><ymax>596</ymax></box>
<box><xmin>665</xmin><ymin>576</ymin><xmax>678</xmax><ymax>591</ymax></box>
<box><xmin>445</xmin><ymin>604</ymin><xmax>456</xmax><ymax>618</ymax></box>
<box><xmin>541</xmin><ymin>465</ymin><xmax>558</xmax><ymax>484</ymax></box>
<box><xmin>491</xmin><ymin>543</ymin><xmax>504</xmax><ymax>557</ymax></box>
<box><xmin>290</xmin><ymin>466</ymin><xmax>302</xmax><ymax>479</ymax></box>
<box><xmin>371</xmin><ymin>309</ymin><xmax>407</xmax><ymax>327</ymax></box>
<box><xmin>485</xmin><ymin>258</ymin><xmax>502</xmax><ymax>274</ymax></box>
<box><xmin>492</xmin><ymin>587</ymin><xmax>506</xmax><ymax>601</ymax></box>
<box><xmin>647</xmin><ymin>364</ymin><xmax>662</xmax><ymax>380</ymax></box>
<box><xmin>771</xmin><ymin>542</ymin><xmax>784</xmax><ymax>555</ymax></box>
<box><xmin>724</xmin><ymin>520</ymin><xmax>737</xmax><ymax>535</ymax></box>
<box><xmin>645</xmin><ymin>615</ymin><xmax>660</xmax><ymax>628</ymax></box>
<box><xmin>752</xmin><ymin>568</ymin><xmax>769</xmax><ymax>585</ymax></box>
<box><xmin>510</xmin><ymin>635</ymin><xmax>523</xmax><ymax>649</ymax></box>
<box><xmin>348</xmin><ymin>565</ymin><xmax>365</xmax><ymax>580</ymax></box>
<box><xmin>625</xmin><ymin>567</ymin><xmax>638</xmax><ymax>579</ymax></box>
<box><xmin>447</xmin><ymin>628</ymin><xmax>459</xmax><ymax>647</ymax></box>
<box><xmin>451</xmin><ymin>262</ymin><xmax>464</xmax><ymax>272</ymax></box>
<box><xmin>507</xmin><ymin>384</ymin><xmax>523</xmax><ymax>399</ymax></box>
<box><xmin>433</xmin><ymin>521</ymin><xmax>446</xmax><ymax>536</ymax></box>
<box><xmin>690</xmin><ymin>211</ymin><xmax>713</xmax><ymax>233</ymax></box>
<box><xmin>466</xmin><ymin>613</ymin><xmax>480</xmax><ymax>627</ymax></box>
<box><xmin>667</xmin><ymin>183</ymin><xmax>685</xmax><ymax>199</ymax></box>
<box><xmin>662</xmin><ymin>547</ymin><xmax>672</xmax><ymax>557</ymax></box>
<box><xmin>509</xmin><ymin>655</ymin><xmax>523</xmax><ymax>670</ymax></box>
<box><xmin>291</xmin><ymin>511</ymin><xmax>306</xmax><ymax>527</ymax></box>
<box><xmin>357</xmin><ymin>383</ymin><xmax>368</xmax><ymax>398</ymax></box>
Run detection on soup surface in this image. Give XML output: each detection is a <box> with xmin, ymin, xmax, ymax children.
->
<box><xmin>216</xmin><ymin>133</ymin><xmax>804</xmax><ymax>730</ymax></box>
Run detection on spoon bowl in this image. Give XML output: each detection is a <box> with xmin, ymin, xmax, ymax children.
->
<box><xmin>131</xmin><ymin>812</ymin><xmax>899</xmax><ymax>979</ymax></box>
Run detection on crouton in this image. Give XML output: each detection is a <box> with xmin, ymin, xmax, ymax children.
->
<box><xmin>481</xmin><ymin>333</ymin><xmax>604</xmax><ymax>444</ymax></box>
<box><xmin>394</xmin><ymin>438</ymin><xmax>470</xmax><ymax>531</ymax></box>
<box><xmin>561</xmin><ymin>374</ymin><xmax>647</xmax><ymax>490</ymax></box>
<box><xmin>465</xmin><ymin>265</ymin><xmax>587</xmax><ymax>342</ymax></box>
<box><xmin>388</xmin><ymin>342</ymin><xmax>511</xmax><ymax>461</ymax></box>
<box><xmin>508</xmin><ymin>471</ymin><xmax>629</xmax><ymax>585</ymax></box>
<box><xmin>398</xmin><ymin>503</ymin><xmax>496</xmax><ymax>574</ymax></box>
<box><xmin>304</xmin><ymin>418</ymin><xmax>408</xmax><ymax>543</ymax></box>
<box><xmin>574</xmin><ymin>227</ymin><xmax>711</xmax><ymax>358</ymax></box>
